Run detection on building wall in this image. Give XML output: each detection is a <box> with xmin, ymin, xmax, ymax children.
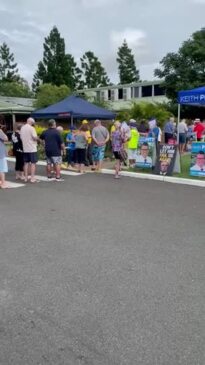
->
<box><xmin>78</xmin><ymin>80</ymin><xmax>168</xmax><ymax>111</ymax></box>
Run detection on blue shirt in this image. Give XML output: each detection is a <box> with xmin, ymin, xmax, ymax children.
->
<box><xmin>164</xmin><ymin>121</ymin><xmax>174</xmax><ymax>134</ymax></box>
<box><xmin>66</xmin><ymin>132</ymin><xmax>75</xmax><ymax>150</ymax></box>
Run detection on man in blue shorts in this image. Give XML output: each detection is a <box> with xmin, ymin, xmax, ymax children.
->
<box><xmin>92</xmin><ymin>119</ymin><xmax>109</xmax><ymax>171</ymax></box>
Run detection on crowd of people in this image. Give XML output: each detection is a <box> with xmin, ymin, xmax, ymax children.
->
<box><xmin>0</xmin><ymin>116</ymin><xmax>205</xmax><ymax>188</ymax></box>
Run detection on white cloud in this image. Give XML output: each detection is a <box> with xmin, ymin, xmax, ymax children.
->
<box><xmin>22</xmin><ymin>20</ymin><xmax>51</xmax><ymax>33</ymax></box>
<box><xmin>82</xmin><ymin>0</ymin><xmax>121</xmax><ymax>7</ymax></box>
<box><xmin>140</xmin><ymin>63</ymin><xmax>160</xmax><ymax>81</ymax></box>
<box><xmin>18</xmin><ymin>63</ymin><xmax>34</xmax><ymax>84</ymax></box>
<box><xmin>0</xmin><ymin>3</ymin><xmax>13</xmax><ymax>13</ymax></box>
<box><xmin>0</xmin><ymin>29</ymin><xmax>40</xmax><ymax>44</ymax></box>
<box><xmin>191</xmin><ymin>0</ymin><xmax>205</xmax><ymax>3</ymax></box>
<box><xmin>110</xmin><ymin>28</ymin><xmax>147</xmax><ymax>53</ymax></box>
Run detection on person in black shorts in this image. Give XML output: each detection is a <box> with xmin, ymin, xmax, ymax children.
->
<box><xmin>12</xmin><ymin>124</ymin><xmax>24</xmax><ymax>180</ymax></box>
<box><xmin>75</xmin><ymin>124</ymin><xmax>89</xmax><ymax>173</ymax></box>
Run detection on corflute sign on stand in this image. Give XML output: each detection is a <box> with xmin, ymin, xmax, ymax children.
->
<box><xmin>135</xmin><ymin>137</ymin><xmax>155</xmax><ymax>169</ymax></box>
<box><xmin>190</xmin><ymin>142</ymin><xmax>205</xmax><ymax>177</ymax></box>
<box><xmin>154</xmin><ymin>144</ymin><xmax>178</xmax><ymax>176</ymax></box>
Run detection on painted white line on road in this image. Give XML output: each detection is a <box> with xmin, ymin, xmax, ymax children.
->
<box><xmin>3</xmin><ymin>181</ymin><xmax>25</xmax><ymax>188</ymax></box>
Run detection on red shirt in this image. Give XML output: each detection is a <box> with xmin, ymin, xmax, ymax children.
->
<box><xmin>194</xmin><ymin>123</ymin><xmax>204</xmax><ymax>139</ymax></box>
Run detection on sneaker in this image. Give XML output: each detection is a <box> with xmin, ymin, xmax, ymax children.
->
<box><xmin>47</xmin><ymin>176</ymin><xmax>55</xmax><ymax>181</ymax></box>
<box><xmin>114</xmin><ymin>175</ymin><xmax>120</xmax><ymax>179</ymax></box>
<box><xmin>55</xmin><ymin>177</ymin><xmax>64</xmax><ymax>182</ymax></box>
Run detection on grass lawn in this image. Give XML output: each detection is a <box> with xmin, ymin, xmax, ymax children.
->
<box><xmin>127</xmin><ymin>154</ymin><xmax>205</xmax><ymax>181</ymax></box>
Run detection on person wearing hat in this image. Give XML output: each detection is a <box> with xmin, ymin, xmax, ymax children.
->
<box><xmin>81</xmin><ymin>120</ymin><xmax>93</xmax><ymax>166</ymax></box>
<box><xmin>193</xmin><ymin>119</ymin><xmax>205</xmax><ymax>141</ymax></box>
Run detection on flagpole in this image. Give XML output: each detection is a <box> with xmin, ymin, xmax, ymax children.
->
<box><xmin>177</xmin><ymin>103</ymin><xmax>180</xmax><ymax>144</ymax></box>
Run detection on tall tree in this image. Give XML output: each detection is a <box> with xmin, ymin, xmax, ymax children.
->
<box><xmin>117</xmin><ymin>40</ymin><xmax>140</xmax><ymax>84</ymax></box>
<box><xmin>32</xmin><ymin>26</ymin><xmax>82</xmax><ymax>92</ymax></box>
<box><xmin>154</xmin><ymin>28</ymin><xmax>205</xmax><ymax>102</ymax></box>
<box><xmin>80</xmin><ymin>51</ymin><xmax>110</xmax><ymax>88</ymax></box>
<box><xmin>0</xmin><ymin>42</ymin><xmax>19</xmax><ymax>82</ymax></box>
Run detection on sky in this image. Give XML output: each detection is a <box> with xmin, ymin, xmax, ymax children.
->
<box><xmin>0</xmin><ymin>0</ymin><xmax>204</xmax><ymax>86</ymax></box>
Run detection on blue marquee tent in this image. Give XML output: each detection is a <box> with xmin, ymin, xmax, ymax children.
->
<box><xmin>177</xmin><ymin>86</ymin><xmax>205</xmax><ymax>142</ymax></box>
<box><xmin>32</xmin><ymin>95</ymin><xmax>116</xmax><ymax>122</ymax></box>
<box><xmin>178</xmin><ymin>86</ymin><xmax>205</xmax><ymax>106</ymax></box>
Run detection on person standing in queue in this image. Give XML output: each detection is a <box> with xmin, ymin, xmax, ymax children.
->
<box><xmin>20</xmin><ymin>117</ymin><xmax>39</xmax><ymax>183</ymax></box>
<box><xmin>92</xmin><ymin>120</ymin><xmax>109</xmax><ymax>171</ymax></box>
<box><xmin>12</xmin><ymin>124</ymin><xmax>24</xmax><ymax>180</ymax></box>
<box><xmin>81</xmin><ymin>120</ymin><xmax>93</xmax><ymax>167</ymax></box>
<box><xmin>0</xmin><ymin>123</ymin><xmax>9</xmax><ymax>188</ymax></box>
<box><xmin>40</xmin><ymin>119</ymin><xmax>65</xmax><ymax>181</ymax></box>
<box><xmin>75</xmin><ymin>124</ymin><xmax>89</xmax><ymax>173</ymax></box>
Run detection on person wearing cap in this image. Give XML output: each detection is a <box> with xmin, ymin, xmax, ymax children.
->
<box><xmin>40</xmin><ymin>119</ymin><xmax>65</xmax><ymax>181</ymax></box>
<box><xmin>193</xmin><ymin>119</ymin><xmax>205</xmax><ymax>141</ymax></box>
<box><xmin>81</xmin><ymin>120</ymin><xmax>93</xmax><ymax>166</ymax></box>
<box><xmin>20</xmin><ymin>117</ymin><xmax>39</xmax><ymax>183</ymax></box>
<box><xmin>127</xmin><ymin>120</ymin><xmax>140</xmax><ymax>167</ymax></box>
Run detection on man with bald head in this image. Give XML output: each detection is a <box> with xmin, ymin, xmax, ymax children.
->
<box><xmin>20</xmin><ymin>117</ymin><xmax>39</xmax><ymax>182</ymax></box>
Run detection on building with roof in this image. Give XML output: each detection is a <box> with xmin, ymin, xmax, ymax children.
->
<box><xmin>78</xmin><ymin>80</ymin><xmax>168</xmax><ymax>111</ymax></box>
<box><xmin>0</xmin><ymin>96</ymin><xmax>35</xmax><ymax>132</ymax></box>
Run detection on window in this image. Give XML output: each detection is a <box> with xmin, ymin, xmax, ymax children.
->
<box><xmin>111</xmin><ymin>90</ymin><xmax>115</xmax><ymax>101</ymax></box>
<box><xmin>118</xmin><ymin>88</ymin><xmax>123</xmax><ymax>100</ymax></box>
<box><xmin>123</xmin><ymin>89</ymin><xmax>127</xmax><ymax>100</ymax></box>
<box><xmin>142</xmin><ymin>85</ymin><xmax>152</xmax><ymax>97</ymax></box>
<box><xmin>134</xmin><ymin>87</ymin><xmax>139</xmax><ymax>98</ymax></box>
<box><xmin>131</xmin><ymin>87</ymin><xmax>139</xmax><ymax>98</ymax></box>
<box><xmin>96</xmin><ymin>91</ymin><xmax>100</xmax><ymax>101</ymax></box>
<box><xmin>108</xmin><ymin>89</ymin><xmax>111</xmax><ymax>100</ymax></box>
<box><xmin>100</xmin><ymin>91</ymin><xmax>105</xmax><ymax>101</ymax></box>
<box><xmin>154</xmin><ymin>84</ymin><xmax>165</xmax><ymax>96</ymax></box>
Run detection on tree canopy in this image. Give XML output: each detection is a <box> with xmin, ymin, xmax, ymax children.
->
<box><xmin>0</xmin><ymin>42</ymin><xmax>19</xmax><ymax>82</ymax></box>
<box><xmin>32</xmin><ymin>26</ymin><xmax>82</xmax><ymax>92</ymax></box>
<box><xmin>34</xmin><ymin>83</ymin><xmax>71</xmax><ymax>109</ymax></box>
<box><xmin>81</xmin><ymin>51</ymin><xmax>110</xmax><ymax>88</ymax></box>
<box><xmin>155</xmin><ymin>28</ymin><xmax>205</xmax><ymax>102</ymax></box>
<box><xmin>117</xmin><ymin>40</ymin><xmax>140</xmax><ymax>84</ymax></box>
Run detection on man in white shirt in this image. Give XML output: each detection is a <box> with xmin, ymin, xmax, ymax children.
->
<box><xmin>135</xmin><ymin>142</ymin><xmax>152</xmax><ymax>167</ymax></box>
<box><xmin>21</xmin><ymin>117</ymin><xmax>39</xmax><ymax>182</ymax></box>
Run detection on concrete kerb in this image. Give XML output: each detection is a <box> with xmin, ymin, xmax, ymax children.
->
<box><xmin>7</xmin><ymin>158</ymin><xmax>205</xmax><ymax>188</ymax></box>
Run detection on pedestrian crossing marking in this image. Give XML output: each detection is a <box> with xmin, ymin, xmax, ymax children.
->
<box><xmin>1</xmin><ymin>181</ymin><xmax>25</xmax><ymax>189</ymax></box>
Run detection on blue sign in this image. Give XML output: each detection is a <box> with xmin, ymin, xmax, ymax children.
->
<box><xmin>190</xmin><ymin>142</ymin><xmax>205</xmax><ymax>177</ymax></box>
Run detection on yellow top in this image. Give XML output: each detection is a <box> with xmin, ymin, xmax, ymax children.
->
<box><xmin>86</xmin><ymin>130</ymin><xmax>92</xmax><ymax>144</ymax></box>
<box><xmin>127</xmin><ymin>129</ymin><xmax>140</xmax><ymax>149</ymax></box>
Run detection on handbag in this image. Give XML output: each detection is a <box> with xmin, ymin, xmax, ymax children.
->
<box><xmin>119</xmin><ymin>148</ymin><xmax>128</xmax><ymax>163</ymax></box>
